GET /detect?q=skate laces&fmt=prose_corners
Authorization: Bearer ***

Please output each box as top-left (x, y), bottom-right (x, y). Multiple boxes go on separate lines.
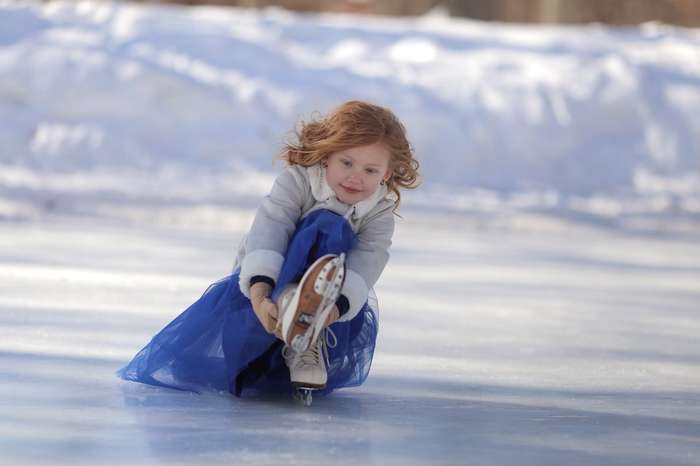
top-left (324, 327), bottom-right (337, 349)
top-left (281, 345), bottom-right (294, 361)
top-left (320, 327), bottom-right (337, 367)
top-left (283, 327), bottom-right (337, 368)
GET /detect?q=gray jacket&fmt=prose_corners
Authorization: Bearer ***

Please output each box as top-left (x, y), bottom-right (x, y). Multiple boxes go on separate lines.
top-left (234, 163), bottom-right (396, 322)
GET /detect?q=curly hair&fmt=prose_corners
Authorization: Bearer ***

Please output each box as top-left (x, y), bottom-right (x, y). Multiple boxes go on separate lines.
top-left (281, 100), bottom-right (420, 210)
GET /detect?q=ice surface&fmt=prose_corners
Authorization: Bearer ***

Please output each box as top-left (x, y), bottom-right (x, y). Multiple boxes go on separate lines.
top-left (1, 1), bottom-right (700, 464)
top-left (1, 212), bottom-right (699, 466)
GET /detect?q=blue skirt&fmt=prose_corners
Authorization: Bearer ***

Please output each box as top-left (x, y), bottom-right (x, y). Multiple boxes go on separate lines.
top-left (116, 209), bottom-right (379, 398)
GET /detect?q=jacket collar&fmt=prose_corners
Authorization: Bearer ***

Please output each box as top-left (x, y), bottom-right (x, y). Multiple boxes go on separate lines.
top-left (306, 163), bottom-right (396, 220)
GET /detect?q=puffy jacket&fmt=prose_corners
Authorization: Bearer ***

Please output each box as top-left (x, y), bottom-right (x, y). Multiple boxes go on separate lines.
top-left (233, 163), bottom-right (396, 322)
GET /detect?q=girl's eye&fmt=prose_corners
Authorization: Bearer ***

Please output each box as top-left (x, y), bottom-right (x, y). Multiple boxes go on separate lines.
top-left (342, 160), bottom-right (352, 167)
top-left (366, 168), bottom-right (377, 175)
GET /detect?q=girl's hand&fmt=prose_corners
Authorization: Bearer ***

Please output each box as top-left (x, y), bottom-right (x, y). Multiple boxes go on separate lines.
top-left (325, 305), bottom-right (340, 327)
top-left (250, 282), bottom-right (279, 335)
top-left (251, 282), bottom-right (340, 336)
top-left (260, 298), bottom-right (280, 335)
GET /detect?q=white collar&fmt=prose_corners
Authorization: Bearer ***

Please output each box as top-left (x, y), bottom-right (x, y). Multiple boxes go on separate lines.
top-left (306, 164), bottom-right (395, 219)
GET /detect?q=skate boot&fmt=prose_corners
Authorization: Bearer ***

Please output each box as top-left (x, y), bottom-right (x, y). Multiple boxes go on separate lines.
top-left (276, 253), bottom-right (345, 353)
top-left (283, 328), bottom-right (337, 407)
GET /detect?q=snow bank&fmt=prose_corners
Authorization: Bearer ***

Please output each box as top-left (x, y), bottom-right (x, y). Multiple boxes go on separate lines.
top-left (1, 1), bottom-right (699, 223)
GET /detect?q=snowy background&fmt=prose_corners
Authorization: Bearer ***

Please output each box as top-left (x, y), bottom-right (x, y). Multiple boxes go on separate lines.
top-left (1, 1), bottom-right (699, 465)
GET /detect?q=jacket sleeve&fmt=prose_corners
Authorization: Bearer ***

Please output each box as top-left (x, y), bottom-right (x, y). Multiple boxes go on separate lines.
top-left (337, 208), bottom-right (395, 322)
top-left (238, 168), bottom-right (307, 298)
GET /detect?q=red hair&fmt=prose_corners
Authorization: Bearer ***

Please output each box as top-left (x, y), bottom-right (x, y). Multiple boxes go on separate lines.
top-left (281, 100), bottom-right (420, 209)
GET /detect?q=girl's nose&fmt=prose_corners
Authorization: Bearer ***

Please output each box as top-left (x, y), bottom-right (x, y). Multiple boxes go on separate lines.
top-left (348, 177), bottom-right (363, 187)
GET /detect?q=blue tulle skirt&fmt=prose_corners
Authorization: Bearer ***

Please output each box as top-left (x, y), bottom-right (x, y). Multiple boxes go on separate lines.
top-left (116, 209), bottom-right (379, 398)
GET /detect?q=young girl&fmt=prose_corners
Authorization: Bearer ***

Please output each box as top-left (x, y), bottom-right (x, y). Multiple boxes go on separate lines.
top-left (117, 100), bottom-right (420, 403)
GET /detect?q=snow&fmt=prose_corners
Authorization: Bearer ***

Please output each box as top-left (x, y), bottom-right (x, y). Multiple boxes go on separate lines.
top-left (2, 0), bottom-right (700, 224)
top-left (1, 1), bottom-right (700, 465)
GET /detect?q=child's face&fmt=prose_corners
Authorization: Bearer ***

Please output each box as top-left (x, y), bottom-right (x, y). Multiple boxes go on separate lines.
top-left (325, 143), bottom-right (391, 205)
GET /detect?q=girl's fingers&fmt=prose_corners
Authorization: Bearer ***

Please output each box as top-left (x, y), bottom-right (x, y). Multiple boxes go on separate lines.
top-left (261, 301), bottom-right (283, 339)
top-left (325, 306), bottom-right (340, 327)
top-left (258, 300), bottom-right (279, 334)
top-left (266, 301), bottom-right (278, 319)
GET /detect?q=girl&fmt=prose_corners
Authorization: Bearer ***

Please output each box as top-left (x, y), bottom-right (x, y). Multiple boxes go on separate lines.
top-left (117, 100), bottom-right (420, 403)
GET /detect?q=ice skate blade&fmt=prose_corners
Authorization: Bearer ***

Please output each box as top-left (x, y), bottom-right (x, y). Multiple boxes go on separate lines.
top-left (291, 381), bottom-right (326, 390)
top-left (294, 388), bottom-right (315, 407)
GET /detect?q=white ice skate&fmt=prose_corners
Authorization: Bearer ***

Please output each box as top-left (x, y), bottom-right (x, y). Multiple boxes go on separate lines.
top-left (276, 253), bottom-right (345, 354)
top-left (283, 328), bottom-right (337, 407)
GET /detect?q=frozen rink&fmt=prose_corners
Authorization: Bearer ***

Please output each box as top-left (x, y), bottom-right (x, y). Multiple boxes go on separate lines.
top-left (1, 210), bottom-right (699, 466)
top-left (2, 1), bottom-right (700, 464)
